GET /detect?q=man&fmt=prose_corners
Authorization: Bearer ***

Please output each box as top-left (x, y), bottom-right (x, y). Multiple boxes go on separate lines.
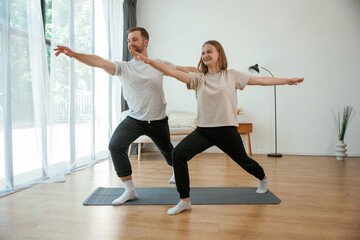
top-left (54, 27), bottom-right (196, 205)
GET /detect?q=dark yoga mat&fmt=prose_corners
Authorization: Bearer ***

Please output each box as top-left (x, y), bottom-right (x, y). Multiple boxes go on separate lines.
top-left (83, 187), bottom-right (281, 205)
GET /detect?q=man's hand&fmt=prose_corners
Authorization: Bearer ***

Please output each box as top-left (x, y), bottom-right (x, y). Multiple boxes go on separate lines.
top-left (53, 45), bottom-right (76, 57)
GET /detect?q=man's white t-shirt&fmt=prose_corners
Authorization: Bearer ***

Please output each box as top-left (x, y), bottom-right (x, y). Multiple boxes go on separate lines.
top-left (113, 58), bottom-right (175, 121)
top-left (188, 69), bottom-right (250, 127)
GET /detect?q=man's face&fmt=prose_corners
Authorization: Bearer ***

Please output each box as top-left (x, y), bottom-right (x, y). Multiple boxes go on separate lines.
top-left (127, 31), bottom-right (148, 54)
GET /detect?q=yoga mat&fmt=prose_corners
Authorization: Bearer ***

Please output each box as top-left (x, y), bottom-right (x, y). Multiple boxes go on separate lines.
top-left (83, 187), bottom-right (281, 205)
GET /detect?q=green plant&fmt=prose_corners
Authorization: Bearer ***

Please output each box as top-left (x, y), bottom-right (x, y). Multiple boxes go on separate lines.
top-left (334, 106), bottom-right (355, 141)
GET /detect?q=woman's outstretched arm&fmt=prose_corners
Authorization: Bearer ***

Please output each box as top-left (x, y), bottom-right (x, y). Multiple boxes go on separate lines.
top-left (248, 75), bottom-right (304, 86)
top-left (130, 49), bottom-right (191, 84)
top-left (176, 66), bottom-right (199, 73)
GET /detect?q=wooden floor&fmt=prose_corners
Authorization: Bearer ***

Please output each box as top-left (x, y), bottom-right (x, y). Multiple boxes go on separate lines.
top-left (1, 153), bottom-right (360, 240)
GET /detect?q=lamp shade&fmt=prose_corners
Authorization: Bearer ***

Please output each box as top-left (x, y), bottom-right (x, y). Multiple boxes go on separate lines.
top-left (248, 64), bottom-right (260, 73)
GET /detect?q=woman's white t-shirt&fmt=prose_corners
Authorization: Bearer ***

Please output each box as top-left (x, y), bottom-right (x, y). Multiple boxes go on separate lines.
top-left (188, 69), bottom-right (250, 127)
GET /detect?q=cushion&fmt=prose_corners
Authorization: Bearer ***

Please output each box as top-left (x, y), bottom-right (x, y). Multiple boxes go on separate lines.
top-left (170, 127), bottom-right (194, 135)
top-left (134, 135), bottom-right (154, 143)
top-left (168, 112), bottom-right (197, 129)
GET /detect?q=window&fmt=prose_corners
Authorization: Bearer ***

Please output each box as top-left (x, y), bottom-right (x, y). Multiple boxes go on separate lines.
top-left (1, 0), bottom-right (120, 196)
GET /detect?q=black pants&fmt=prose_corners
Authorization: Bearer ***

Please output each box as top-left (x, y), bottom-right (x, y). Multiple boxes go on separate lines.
top-left (109, 116), bottom-right (173, 177)
top-left (173, 126), bottom-right (265, 199)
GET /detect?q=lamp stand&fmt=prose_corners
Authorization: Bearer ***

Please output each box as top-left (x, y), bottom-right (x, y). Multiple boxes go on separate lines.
top-left (261, 67), bottom-right (282, 158)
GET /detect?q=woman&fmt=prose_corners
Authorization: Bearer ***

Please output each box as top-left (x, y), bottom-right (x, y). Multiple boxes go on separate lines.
top-left (130, 41), bottom-right (303, 215)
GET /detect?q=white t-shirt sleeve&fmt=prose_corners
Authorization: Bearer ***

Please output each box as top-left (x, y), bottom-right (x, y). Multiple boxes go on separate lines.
top-left (188, 72), bottom-right (203, 90)
top-left (156, 59), bottom-right (176, 69)
top-left (113, 61), bottom-right (123, 77)
top-left (232, 69), bottom-right (250, 90)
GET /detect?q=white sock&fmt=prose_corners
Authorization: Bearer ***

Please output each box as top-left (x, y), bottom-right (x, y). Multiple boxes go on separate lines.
top-left (112, 179), bottom-right (138, 205)
top-left (168, 169), bottom-right (175, 184)
top-left (167, 200), bottom-right (192, 215)
top-left (256, 178), bottom-right (268, 194)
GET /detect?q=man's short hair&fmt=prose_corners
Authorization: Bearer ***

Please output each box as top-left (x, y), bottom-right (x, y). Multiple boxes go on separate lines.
top-left (127, 27), bottom-right (149, 40)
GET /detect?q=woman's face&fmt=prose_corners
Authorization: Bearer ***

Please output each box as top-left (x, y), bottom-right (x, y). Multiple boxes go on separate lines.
top-left (201, 44), bottom-right (219, 68)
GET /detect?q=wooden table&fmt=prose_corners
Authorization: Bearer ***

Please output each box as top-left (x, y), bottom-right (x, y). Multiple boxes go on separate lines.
top-left (237, 123), bottom-right (253, 157)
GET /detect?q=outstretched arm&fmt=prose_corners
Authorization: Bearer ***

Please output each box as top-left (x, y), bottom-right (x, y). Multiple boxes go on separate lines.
top-left (53, 45), bottom-right (116, 75)
top-left (130, 49), bottom-right (191, 84)
top-left (248, 75), bottom-right (304, 86)
top-left (176, 66), bottom-right (199, 73)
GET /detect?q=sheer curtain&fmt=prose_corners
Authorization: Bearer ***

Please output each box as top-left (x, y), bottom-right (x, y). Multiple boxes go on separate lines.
top-left (93, 0), bottom-right (124, 162)
top-left (1, 0), bottom-right (50, 195)
top-left (26, 0), bottom-right (53, 181)
top-left (0, 0), bottom-right (124, 197)
top-left (50, 0), bottom-right (94, 172)
top-left (102, 0), bottom-right (124, 128)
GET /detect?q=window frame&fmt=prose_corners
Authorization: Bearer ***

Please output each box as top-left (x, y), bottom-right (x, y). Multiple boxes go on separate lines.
top-left (41, 0), bottom-right (51, 46)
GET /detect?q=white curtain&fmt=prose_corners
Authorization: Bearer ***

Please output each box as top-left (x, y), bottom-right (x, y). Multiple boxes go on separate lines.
top-left (101, 0), bottom-right (124, 131)
top-left (93, 0), bottom-right (124, 160)
top-left (108, 0), bottom-right (124, 128)
top-left (1, 0), bottom-right (54, 195)
top-left (26, 0), bottom-right (58, 181)
top-left (0, 0), bottom-right (124, 197)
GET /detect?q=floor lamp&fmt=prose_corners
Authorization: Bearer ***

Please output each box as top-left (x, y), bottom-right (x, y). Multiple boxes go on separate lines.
top-left (248, 64), bottom-right (282, 158)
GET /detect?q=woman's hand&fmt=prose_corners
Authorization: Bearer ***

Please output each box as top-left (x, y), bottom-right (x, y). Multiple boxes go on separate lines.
top-left (129, 48), bottom-right (151, 64)
top-left (288, 78), bottom-right (304, 85)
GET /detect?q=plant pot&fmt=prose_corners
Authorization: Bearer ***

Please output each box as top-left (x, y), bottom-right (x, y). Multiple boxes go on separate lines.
top-left (335, 140), bottom-right (347, 160)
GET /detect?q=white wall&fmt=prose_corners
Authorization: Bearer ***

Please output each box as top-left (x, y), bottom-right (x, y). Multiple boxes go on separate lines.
top-left (137, 0), bottom-right (360, 156)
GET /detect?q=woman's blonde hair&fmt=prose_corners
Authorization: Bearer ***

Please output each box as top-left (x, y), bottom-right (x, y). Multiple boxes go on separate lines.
top-left (197, 40), bottom-right (228, 74)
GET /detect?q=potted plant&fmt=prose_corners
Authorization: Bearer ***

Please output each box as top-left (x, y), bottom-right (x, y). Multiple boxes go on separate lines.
top-left (334, 106), bottom-right (354, 160)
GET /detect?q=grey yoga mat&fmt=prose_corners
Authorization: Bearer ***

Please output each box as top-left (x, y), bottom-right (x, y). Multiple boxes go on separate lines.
top-left (83, 187), bottom-right (281, 205)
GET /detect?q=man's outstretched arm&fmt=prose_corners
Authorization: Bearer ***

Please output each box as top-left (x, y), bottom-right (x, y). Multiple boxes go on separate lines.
top-left (54, 45), bottom-right (116, 75)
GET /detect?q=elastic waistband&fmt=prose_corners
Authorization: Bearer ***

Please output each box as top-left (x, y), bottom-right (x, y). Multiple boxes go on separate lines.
top-left (197, 125), bottom-right (236, 130)
top-left (128, 115), bottom-right (168, 123)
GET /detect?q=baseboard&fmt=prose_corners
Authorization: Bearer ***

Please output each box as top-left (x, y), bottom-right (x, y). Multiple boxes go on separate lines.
top-left (142, 143), bottom-right (223, 153)
top-left (141, 144), bottom-right (360, 157)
